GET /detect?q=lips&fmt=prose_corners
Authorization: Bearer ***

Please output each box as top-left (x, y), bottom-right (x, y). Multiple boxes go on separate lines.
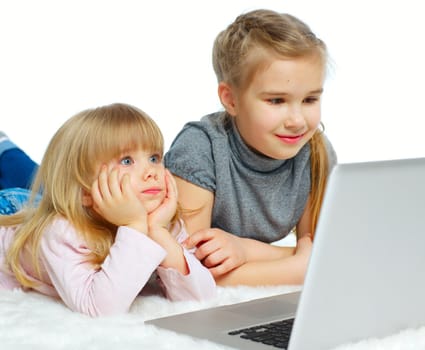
top-left (142, 188), bottom-right (162, 195)
top-left (276, 133), bottom-right (305, 145)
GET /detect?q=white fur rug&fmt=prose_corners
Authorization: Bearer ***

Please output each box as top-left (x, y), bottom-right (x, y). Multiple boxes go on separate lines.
top-left (2, 284), bottom-right (425, 350)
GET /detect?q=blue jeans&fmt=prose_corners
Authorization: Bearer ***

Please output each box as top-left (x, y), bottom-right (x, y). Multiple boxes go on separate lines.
top-left (0, 187), bottom-right (40, 215)
top-left (0, 146), bottom-right (39, 190)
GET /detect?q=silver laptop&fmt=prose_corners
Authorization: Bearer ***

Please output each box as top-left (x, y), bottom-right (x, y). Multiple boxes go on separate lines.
top-left (147, 157), bottom-right (425, 350)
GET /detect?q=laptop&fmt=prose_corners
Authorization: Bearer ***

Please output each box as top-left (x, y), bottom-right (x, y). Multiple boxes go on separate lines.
top-left (146, 157), bottom-right (425, 350)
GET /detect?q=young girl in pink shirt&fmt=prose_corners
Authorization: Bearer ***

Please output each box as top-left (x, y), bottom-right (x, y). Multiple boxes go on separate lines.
top-left (0, 103), bottom-right (216, 317)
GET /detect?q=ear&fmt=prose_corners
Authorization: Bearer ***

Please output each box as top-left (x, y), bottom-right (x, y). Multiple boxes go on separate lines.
top-left (218, 82), bottom-right (237, 116)
top-left (81, 189), bottom-right (93, 207)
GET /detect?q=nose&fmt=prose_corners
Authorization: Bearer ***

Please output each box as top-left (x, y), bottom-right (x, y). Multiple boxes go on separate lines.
top-left (142, 165), bottom-right (158, 181)
top-left (283, 106), bottom-right (306, 131)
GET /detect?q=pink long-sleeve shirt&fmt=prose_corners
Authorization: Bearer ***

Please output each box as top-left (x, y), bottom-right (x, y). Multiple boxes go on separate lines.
top-left (0, 217), bottom-right (216, 317)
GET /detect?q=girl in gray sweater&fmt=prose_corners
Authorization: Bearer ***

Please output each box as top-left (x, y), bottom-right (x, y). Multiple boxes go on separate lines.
top-left (165, 9), bottom-right (337, 286)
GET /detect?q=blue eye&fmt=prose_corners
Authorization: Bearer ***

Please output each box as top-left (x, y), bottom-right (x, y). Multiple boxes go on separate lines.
top-left (149, 154), bottom-right (161, 164)
top-left (120, 156), bottom-right (134, 166)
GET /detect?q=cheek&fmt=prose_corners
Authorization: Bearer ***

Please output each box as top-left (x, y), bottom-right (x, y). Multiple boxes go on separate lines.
top-left (237, 109), bottom-right (277, 132)
top-left (307, 110), bottom-right (322, 130)
top-left (251, 114), bottom-right (282, 134)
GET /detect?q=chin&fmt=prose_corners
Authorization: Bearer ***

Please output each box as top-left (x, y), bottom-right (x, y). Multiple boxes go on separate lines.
top-left (269, 149), bottom-right (301, 160)
top-left (146, 201), bottom-right (163, 214)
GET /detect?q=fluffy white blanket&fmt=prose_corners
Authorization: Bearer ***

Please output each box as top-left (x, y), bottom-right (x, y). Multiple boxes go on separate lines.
top-left (1, 284), bottom-right (425, 350)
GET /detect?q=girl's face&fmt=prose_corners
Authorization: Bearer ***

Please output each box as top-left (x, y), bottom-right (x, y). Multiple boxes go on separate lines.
top-left (106, 148), bottom-right (166, 214)
top-left (229, 55), bottom-right (325, 160)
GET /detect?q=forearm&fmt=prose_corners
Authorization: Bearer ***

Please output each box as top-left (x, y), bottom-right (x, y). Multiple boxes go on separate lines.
top-left (242, 237), bottom-right (295, 262)
top-left (155, 225), bottom-right (217, 301)
top-left (42, 226), bottom-right (167, 317)
top-left (215, 254), bottom-right (307, 287)
top-left (157, 250), bottom-right (217, 301)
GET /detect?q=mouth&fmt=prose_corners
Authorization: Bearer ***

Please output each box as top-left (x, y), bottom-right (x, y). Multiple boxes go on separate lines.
top-left (276, 133), bottom-right (305, 145)
top-left (142, 187), bottom-right (162, 195)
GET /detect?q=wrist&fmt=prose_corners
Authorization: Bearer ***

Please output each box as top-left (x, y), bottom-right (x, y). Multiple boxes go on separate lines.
top-left (126, 222), bottom-right (148, 235)
top-left (160, 245), bottom-right (189, 275)
top-left (148, 222), bottom-right (170, 232)
top-left (244, 238), bottom-right (295, 261)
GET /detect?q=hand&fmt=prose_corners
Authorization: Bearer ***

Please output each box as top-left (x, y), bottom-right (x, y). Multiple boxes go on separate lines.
top-left (184, 228), bottom-right (247, 278)
top-left (148, 169), bottom-right (178, 230)
top-left (91, 166), bottom-right (148, 233)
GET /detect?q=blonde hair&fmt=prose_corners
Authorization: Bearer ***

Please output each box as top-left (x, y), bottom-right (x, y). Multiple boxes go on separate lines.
top-left (212, 9), bottom-right (330, 235)
top-left (2, 103), bottom-right (164, 287)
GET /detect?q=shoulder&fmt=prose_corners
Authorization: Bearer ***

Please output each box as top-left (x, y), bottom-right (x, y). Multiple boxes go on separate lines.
top-left (0, 225), bottom-right (18, 249)
top-left (40, 216), bottom-right (89, 256)
top-left (164, 112), bottom-right (228, 191)
top-left (165, 112), bottom-right (227, 157)
top-left (43, 216), bottom-right (79, 239)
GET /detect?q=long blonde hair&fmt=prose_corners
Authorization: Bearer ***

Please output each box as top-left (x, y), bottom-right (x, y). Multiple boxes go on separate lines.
top-left (212, 9), bottom-right (330, 235)
top-left (2, 103), bottom-right (164, 287)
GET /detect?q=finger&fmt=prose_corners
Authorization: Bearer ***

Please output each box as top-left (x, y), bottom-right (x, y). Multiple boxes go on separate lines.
top-left (97, 166), bottom-right (112, 201)
top-left (208, 259), bottom-right (234, 278)
top-left (165, 169), bottom-right (178, 199)
top-left (202, 249), bottom-right (227, 268)
top-left (185, 229), bottom-right (215, 249)
top-left (90, 178), bottom-right (102, 208)
top-left (195, 238), bottom-right (220, 261)
top-left (121, 173), bottom-right (133, 197)
top-left (108, 167), bottom-right (123, 198)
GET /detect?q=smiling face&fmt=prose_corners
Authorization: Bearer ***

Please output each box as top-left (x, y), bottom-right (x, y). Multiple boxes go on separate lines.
top-left (106, 148), bottom-right (166, 214)
top-left (222, 54), bottom-right (325, 160)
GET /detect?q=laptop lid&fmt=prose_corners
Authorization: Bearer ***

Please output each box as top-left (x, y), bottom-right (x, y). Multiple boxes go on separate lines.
top-left (147, 158), bottom-right (425, 350)
top-left (289, 157), bottom-right (425, 349)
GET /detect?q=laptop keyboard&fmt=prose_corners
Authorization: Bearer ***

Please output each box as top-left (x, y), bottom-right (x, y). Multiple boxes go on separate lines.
top-left (228, 318), bottom-right (294, 349)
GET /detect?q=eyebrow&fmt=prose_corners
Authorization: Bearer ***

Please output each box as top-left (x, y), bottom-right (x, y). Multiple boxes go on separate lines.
top-left (309, 88), bottom-right (324, 94)
top-left (263, 88), bottom-right (324, 96)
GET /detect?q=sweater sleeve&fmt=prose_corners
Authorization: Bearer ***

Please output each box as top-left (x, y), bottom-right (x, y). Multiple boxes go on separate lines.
top-left (39, 220), bottom-right (167, 317)
top-left (164, 121), bottom-right (217, 192)
top-left (156, 226), bottom-right (216, 301)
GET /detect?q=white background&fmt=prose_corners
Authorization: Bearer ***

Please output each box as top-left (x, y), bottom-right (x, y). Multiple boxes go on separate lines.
top-left (1, 0), bottom-right (424, 164)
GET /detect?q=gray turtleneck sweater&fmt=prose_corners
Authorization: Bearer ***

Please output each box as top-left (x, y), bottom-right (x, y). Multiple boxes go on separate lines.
top-left (164, 112), bottom-right (337, 243)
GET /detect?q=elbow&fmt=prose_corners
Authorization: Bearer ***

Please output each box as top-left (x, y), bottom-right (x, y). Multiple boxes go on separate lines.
top-left (88, 304), bottom-right (131, 318)
top-left (69, 295), bottom-right (133, 318)
top-left (162, 272), bottom-right (217, 302)
top-left (78, 304), bottom-right (131, 318)
top-left (191, 281), bottom-right (217, 301)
